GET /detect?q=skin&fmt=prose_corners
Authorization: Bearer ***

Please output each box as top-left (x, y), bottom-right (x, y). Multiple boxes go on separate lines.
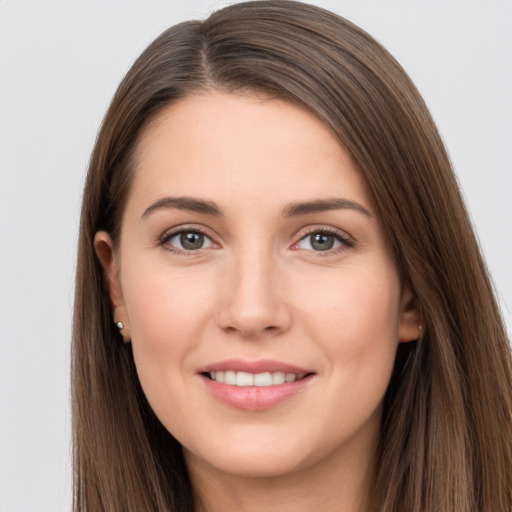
top-left (95, 92), bottom-right (420, 512)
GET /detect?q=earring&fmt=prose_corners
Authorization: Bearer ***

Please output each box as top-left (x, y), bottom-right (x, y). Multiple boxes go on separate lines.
top-left (115, 320), bottom-right (130, 342)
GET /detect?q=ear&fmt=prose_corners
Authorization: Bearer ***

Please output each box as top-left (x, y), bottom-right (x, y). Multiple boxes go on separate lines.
top-left (397, 286), bottom-right (422, 343)
top-left (94, 231), bottom-right (130, 341)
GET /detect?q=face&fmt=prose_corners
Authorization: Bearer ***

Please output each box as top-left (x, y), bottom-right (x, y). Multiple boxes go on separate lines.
top-left (96, 92), bottom-right (419, 483)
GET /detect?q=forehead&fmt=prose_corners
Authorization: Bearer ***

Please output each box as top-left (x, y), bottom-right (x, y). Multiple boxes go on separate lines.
top-left (127, 91), bottom-right (373, 216)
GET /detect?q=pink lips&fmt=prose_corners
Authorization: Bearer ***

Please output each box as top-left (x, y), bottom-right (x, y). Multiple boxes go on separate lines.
top-left (198, 359), bottom-right (314, 411)
top-left (198, 359), bottom-right (311, 375)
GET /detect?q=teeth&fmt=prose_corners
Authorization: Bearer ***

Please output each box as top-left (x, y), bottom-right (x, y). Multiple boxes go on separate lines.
top-left (224, 371), bottom-right (236, 385)
top-left (272, 372), bottom-right (285, 385)
top-left (209, 370), bottom-right (306, 386)
top-left (236, 371), bottom-right (254, 386)
top-left (254, 372), bottom-right (272, 386)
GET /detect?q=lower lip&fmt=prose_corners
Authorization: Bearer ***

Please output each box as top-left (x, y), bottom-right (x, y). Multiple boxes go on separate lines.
top-left (201, 375), bottom-right (313, 411)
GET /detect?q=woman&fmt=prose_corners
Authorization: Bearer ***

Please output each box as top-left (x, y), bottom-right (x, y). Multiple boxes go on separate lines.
top-left (73, 1), bottom-right (512, 510)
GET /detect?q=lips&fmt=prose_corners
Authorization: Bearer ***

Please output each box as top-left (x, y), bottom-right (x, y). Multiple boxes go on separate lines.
top-left (198, 359), bottom-right (315, 410)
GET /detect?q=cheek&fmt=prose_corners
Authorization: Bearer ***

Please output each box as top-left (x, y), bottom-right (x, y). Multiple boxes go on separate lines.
top-left (121, 260), bottom-right (218, 395)
top-left (124, 261), bottom-right (213, 342)
top-left (296, 267), bottom-right (402, 438)
top-left (298, 264), bottom-right (402, 366)
top-left (121, 262), bottom-right (219, 429)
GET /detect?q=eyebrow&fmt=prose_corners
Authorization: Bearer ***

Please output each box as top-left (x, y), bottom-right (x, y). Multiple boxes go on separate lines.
top-left (141, 196), bottom-right (371, 219)
top-left (142, 197), bottom-right (223, 218)
top-left (282, 198), bottom-right (372, 218)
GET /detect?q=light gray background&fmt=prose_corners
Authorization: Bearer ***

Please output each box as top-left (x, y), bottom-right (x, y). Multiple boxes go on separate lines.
top-left (1, 1), bottom-right (510, 511)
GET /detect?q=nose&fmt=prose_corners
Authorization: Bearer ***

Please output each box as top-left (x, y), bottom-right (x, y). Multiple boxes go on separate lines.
top-left (216, 247), bottom-right (292, 339)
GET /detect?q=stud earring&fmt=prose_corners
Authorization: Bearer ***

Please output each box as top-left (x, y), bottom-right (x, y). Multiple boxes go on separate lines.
top-left (115, 320), bottom-right (130, 342)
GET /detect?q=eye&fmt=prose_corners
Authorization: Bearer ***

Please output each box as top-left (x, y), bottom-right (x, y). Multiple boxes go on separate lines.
top-left (161, 229), bottom-right (215, 252)
top-left (296, 230), bottom-right (352, 252)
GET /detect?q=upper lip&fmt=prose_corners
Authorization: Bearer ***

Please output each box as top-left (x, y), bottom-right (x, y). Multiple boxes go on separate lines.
top-left (197, 359), bottom-right (313, 375)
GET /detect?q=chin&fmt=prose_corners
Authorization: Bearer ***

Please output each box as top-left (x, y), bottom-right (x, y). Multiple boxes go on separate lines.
top-left (183, 422), bottom-right (352, 481)
top-left (186, 445), bottom-right (314, 480)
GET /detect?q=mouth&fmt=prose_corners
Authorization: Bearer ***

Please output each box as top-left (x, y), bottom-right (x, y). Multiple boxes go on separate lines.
top-left (203, 370), bottom-right (311, 386)
top-left (198, 360), bottom-right (315, 410)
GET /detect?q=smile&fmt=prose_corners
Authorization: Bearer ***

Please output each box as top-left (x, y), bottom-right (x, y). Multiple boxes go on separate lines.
top-left (207, 371), bottom-right (308, 386)
top-left (198, 360), bottom-right (315, 410)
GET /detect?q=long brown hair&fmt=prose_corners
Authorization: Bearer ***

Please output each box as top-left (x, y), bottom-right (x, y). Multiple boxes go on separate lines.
top-left (73, 1), bottom-right (512, 510)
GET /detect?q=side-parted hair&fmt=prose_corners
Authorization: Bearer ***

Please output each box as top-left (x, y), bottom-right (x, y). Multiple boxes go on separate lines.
top-left (73, 1), bottom-right (512, 510)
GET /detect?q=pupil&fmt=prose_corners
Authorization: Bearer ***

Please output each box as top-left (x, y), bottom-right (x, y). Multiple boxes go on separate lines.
top-left (180, 232), bottom-right (204, 250)
top-left (311, 233), bottom-right (334, 251)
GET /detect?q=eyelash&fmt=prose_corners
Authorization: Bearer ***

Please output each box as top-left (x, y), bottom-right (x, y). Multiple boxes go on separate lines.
top-left (158, 226), bottom-right (354, 255)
